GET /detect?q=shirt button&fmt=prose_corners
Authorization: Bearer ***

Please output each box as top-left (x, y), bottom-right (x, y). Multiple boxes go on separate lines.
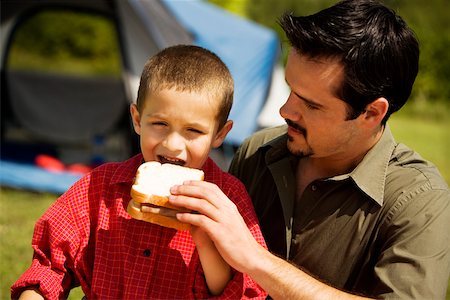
top-left (311, 184), bottom-right (317, 191)
top-left (143, 249), bottom-right (151, 257)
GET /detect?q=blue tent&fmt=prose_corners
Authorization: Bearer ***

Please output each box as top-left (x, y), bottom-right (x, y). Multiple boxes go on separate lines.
top-left (0, 0), bottom-right (279, 194)
top-left (163, 0), bottom-right (279, 145)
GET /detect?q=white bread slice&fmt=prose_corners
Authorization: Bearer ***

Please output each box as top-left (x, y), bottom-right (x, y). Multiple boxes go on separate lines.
top-left (128, 161), bottom-right (204, 230)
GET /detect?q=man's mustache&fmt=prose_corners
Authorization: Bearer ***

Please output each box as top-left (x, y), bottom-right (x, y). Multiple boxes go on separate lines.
top-left (285, 119), bottom-right (307, 136)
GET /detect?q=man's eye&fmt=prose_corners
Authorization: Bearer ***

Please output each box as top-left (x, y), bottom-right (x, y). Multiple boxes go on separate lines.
top-left (305, 102), bottom-right (319, 110)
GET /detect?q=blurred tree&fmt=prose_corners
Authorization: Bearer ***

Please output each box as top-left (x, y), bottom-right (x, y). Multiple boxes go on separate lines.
top-left (7, 1), bottom-right (450, 106)
top-left (208, 0), bottom-right (247, 17)
top-left (8, 9), bottom-right (121, 76)
top-left (245, 0), bottom-right (335, 33)
top-left (244, 0), bottom-right (335, 60)
top-left (209, 0), bottom-right (450, 110)
top-left (385, 0), bottom-right (450, 105)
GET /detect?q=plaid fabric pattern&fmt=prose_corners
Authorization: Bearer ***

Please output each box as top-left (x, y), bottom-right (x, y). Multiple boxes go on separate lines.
top-left (11, 154), bottom-right (267, 299)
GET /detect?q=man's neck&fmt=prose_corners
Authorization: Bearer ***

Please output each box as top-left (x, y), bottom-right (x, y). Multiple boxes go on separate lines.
top-left (295, 127), bottom-right (384, 197)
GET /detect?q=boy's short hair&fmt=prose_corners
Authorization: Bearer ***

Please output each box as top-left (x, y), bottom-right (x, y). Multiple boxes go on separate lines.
top-left (136, 45), bottom-right (234, 129)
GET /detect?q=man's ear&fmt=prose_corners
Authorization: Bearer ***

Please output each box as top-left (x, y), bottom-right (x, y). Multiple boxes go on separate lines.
top-left (130, 104), bottom-right (141, 135)
top-left (212, 120), bottom-right (233, 148)
top-left (362, 97), bottom-right (389, 127)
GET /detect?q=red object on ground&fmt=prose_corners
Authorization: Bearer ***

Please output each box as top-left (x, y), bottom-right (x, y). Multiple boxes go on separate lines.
top-left (67, 163), bottom-right (92, 175)
top-left (35, 154), bottom-right (65, 173)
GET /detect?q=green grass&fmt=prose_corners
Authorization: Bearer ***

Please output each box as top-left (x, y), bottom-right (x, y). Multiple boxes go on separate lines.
top-left (0, 188), bottom-right (84, 299)
top-left (1, 111), bottom-right (449, 299)
top-left (389, 113), bottom-right (450, 184)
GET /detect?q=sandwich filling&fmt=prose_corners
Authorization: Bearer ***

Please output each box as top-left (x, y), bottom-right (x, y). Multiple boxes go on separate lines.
top-left (140, 202), bottom-right (190, 218)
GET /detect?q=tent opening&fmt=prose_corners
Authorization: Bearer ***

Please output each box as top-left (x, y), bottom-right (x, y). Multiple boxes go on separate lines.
top-left (1, 7), bottom-right (137, 174)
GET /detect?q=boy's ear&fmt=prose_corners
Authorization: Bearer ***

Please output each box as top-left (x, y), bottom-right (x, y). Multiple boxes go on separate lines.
top-left (361, 97), bottom-right (389, 127)
top-left (130, 103), bottom-right (141, 135)
top-left (212, 120), bottom-right (233, 148)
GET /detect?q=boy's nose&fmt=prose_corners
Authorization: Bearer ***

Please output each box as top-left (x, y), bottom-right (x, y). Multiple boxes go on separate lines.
top-left (163, 132), bottom-right (184, 152)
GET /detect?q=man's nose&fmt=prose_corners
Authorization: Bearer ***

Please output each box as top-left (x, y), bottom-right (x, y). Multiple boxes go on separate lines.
top-left (279, 92), bottom-right (301, 121)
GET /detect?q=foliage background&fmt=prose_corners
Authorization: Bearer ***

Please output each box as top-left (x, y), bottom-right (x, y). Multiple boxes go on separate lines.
top-left (8, 10), bottom-right (121, 77)
top-left (8, 0), bottom-right (450, 111)
top-left (2, 0), bottom-right (449, 299)
top-left (210, 0), bottom-right (450, 116)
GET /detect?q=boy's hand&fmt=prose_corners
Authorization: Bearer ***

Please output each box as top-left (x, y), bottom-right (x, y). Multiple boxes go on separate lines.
top-left (169, 181), bottom-right (265, 274)
top-left (18, 289), bottom-right (45, 300)
top-left (190, 225), bottom-right (213, 249)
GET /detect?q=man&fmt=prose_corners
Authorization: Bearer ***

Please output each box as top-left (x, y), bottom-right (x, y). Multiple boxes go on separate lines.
top-left (169, 0), bottom-right (450, 298)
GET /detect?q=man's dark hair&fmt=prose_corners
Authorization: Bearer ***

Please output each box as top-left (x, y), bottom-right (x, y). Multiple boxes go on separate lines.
top-left (279, 0), bottom-right (419, 123)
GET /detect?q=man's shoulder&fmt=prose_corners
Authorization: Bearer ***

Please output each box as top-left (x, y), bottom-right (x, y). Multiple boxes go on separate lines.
top-left (247, 124), bottom-right (287, 144)
top-left (382, 143), bottom-right (449, 221)
top-left (388, 143), bottom-right (448, 191)
top-left (240, 125), bottom-right (287, 155)
top-left (229, 125), bottom-right (288, 177)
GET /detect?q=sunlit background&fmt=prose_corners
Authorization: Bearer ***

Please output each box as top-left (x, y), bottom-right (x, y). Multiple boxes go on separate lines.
top-left (1, 0), bottom-right (449, 298)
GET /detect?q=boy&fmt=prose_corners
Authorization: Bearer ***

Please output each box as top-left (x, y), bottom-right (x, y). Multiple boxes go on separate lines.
top-left (11, 45), bottom-right (267, 299)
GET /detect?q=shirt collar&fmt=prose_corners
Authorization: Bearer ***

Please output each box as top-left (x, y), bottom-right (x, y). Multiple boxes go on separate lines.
top-left (344, 125), bottom-right (396, 206)
top-left (261, 125), bottom-right (396, 206)
top-left (262, 127), bottom-right (291, 165)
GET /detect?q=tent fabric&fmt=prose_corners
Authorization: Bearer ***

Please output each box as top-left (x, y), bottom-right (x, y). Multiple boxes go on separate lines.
top-left (162, 0), bottom-right (280, 145)
top-left (0, 160), bottom-right (81, 194)
top-left (1, 0), bottom-right (279, 146)
top-left (258, 65), bottom-right (290, 128)
top-left (0, 0), bottom-right (279, 194)
top-left (116, 0), bottom-right (193, 100)
top-left (7, 70), bottom-right (127, 143)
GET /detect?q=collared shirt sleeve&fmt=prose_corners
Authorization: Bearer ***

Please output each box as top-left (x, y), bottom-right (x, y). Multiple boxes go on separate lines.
top-left (369, 181), bottom-right (450, 299)
top-left (11, 174), bottom-right (91, 299)
top-left (193, 268), bottom-right (265, 299)
top-left (11, 156), bottom-right (139, 299)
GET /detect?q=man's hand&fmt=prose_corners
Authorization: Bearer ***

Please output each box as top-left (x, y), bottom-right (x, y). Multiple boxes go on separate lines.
top-left (169, 181), bottom-right (370, 300)
top-left (169, 180), bottom-right (265, 274)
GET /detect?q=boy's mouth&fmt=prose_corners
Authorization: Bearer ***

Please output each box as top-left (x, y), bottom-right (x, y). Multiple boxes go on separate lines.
top-left (157, 155), bottom-right (185, 166)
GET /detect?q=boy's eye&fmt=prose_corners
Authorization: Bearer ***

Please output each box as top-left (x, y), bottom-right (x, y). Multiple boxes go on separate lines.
top-left (188, 128), bottom-right (204, 134)
top-left (151, 121), bottom-right (167, 126)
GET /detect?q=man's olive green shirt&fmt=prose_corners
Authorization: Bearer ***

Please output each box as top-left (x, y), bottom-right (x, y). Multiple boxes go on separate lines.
top-left (229, 125), bottom-right (450, 299)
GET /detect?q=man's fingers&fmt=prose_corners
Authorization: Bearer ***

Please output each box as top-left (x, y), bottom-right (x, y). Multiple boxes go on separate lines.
top-left (170, 181), bottom-right (227, 208)
top-left (176, 211), bottom-right (215, 231)
top-left (169, 194), bottom-right (221, 221)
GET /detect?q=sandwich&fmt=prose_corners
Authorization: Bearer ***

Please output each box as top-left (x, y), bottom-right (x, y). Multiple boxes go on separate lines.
top-left (127, 161), bottom-right (204, 230)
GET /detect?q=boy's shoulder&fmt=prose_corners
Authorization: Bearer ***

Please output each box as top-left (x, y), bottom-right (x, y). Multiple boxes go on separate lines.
top-left (203, 157), bottom-right (248, 197)
top-left (203, 157), bottom-right (235, 183)
top-left (90, 154), bottom-right (143, 184)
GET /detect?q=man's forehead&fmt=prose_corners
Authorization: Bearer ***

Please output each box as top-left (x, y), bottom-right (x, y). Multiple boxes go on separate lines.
top-left (286, 49), bottom-right (345, 102)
